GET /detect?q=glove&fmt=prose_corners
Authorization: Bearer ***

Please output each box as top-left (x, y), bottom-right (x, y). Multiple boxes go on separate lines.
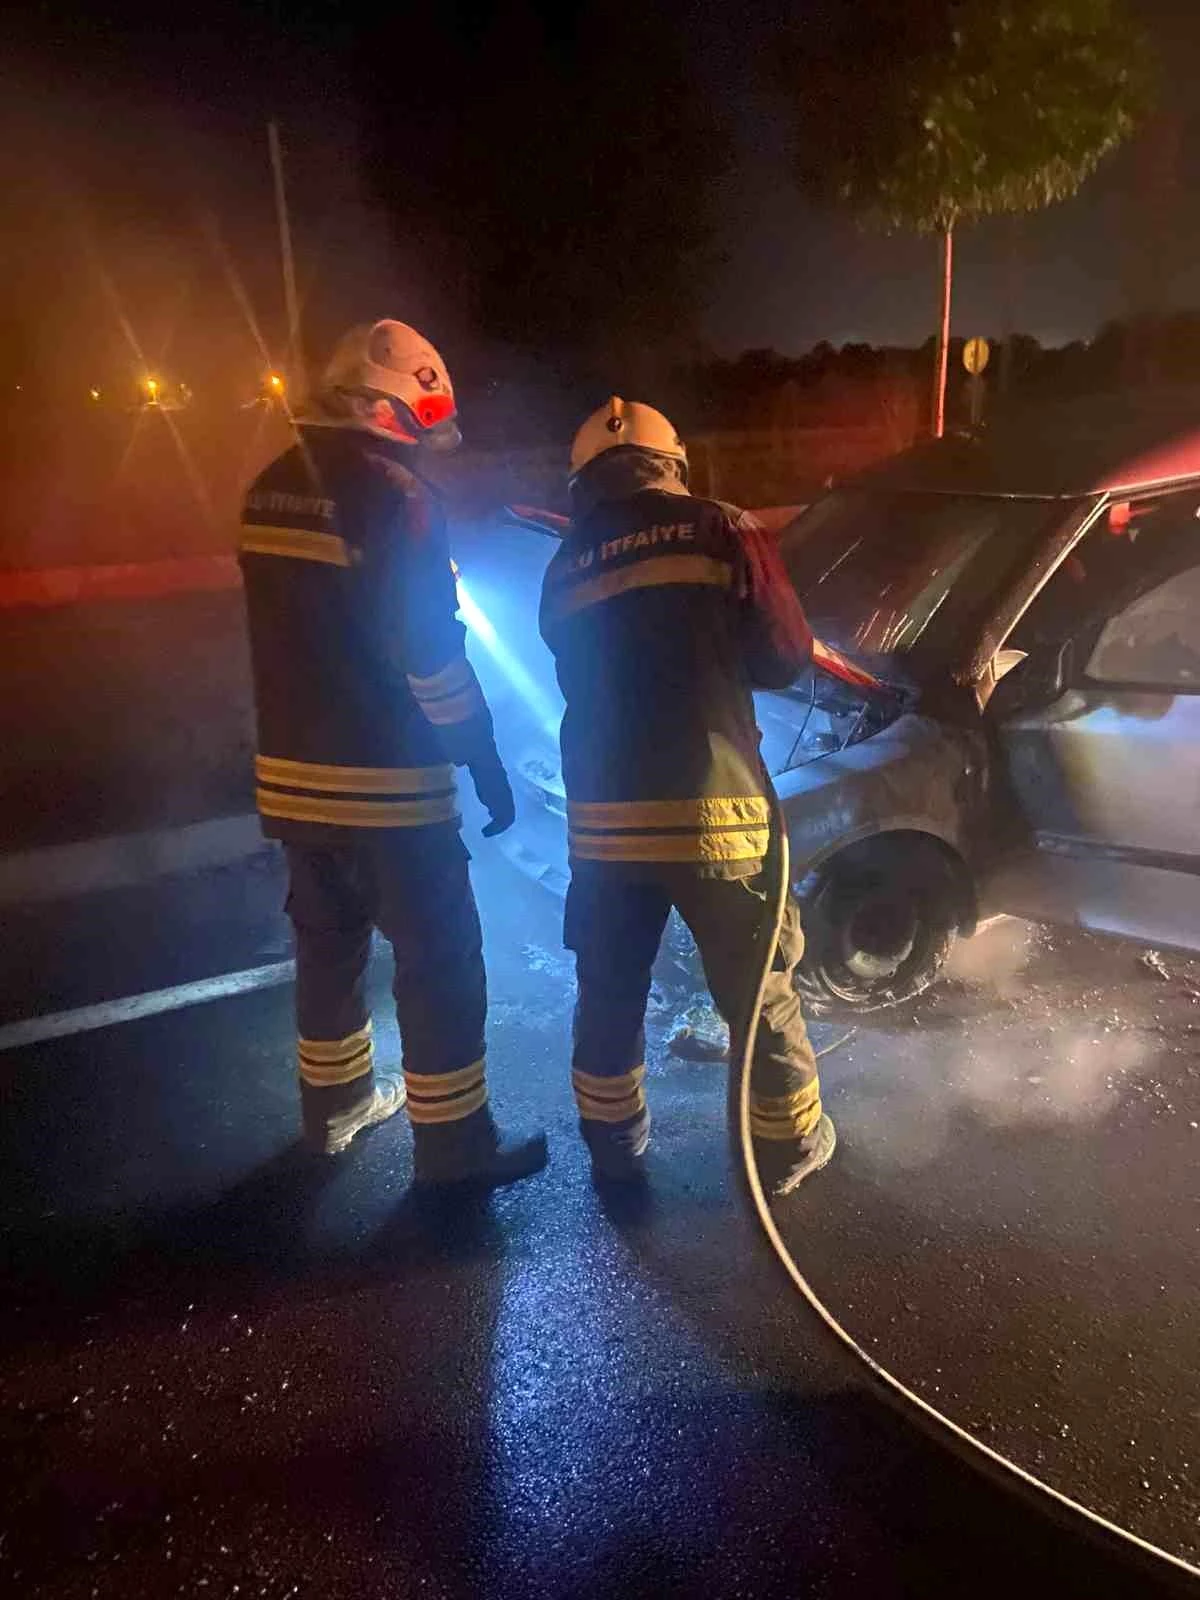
top-left (470, 756), bottom-right (516, 838)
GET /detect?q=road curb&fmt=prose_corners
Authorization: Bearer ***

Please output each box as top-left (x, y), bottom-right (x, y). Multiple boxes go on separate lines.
top-left (0, 814), bottom-right (270, 906)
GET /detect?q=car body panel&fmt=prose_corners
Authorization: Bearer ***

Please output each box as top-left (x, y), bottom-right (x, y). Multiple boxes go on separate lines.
top-left (774, 712), bottom-right (983, 890)
top-left (989, 686), bottom-right (1200, 950)
top-left (987, 852), bottom-right (1200, 956)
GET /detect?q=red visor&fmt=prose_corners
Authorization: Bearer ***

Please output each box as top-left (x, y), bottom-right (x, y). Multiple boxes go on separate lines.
top-left (412, 391), bottom-right (456, 431)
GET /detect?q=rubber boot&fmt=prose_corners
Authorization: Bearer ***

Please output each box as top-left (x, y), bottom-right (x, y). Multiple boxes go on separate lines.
top-left (412, 1107), bottom-right (548, 1190)
top-left (755, 1113), bottom-right (837, 1198)
top-left (582, 1110), bottom-right (651, 1183)
top-left (309, 1076), bottom-right (408, 1156)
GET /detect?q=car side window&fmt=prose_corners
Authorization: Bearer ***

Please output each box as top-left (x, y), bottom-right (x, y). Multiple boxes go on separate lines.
top-left (1086, 564), bottom-right (1200, 691)
top-left (1009, 487), bottom-right (1200, 652)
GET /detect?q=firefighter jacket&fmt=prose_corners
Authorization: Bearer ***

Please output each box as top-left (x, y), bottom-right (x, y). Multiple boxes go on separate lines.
top-left (539, 455), bottom-right (813, 877)
top-left (239, 424), bottom-right (501, 843)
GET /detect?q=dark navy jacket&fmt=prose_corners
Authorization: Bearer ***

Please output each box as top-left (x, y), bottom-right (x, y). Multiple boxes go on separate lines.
top-left (539, 457), bottom-right (813, 876)
top-left (240, 425), bottom-right (499, 843)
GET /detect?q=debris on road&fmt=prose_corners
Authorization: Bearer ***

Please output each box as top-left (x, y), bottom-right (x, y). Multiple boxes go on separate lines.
top-left (1140, 951), bottom-right (1172, 982)
top-left (669, 999), bottom-right (730, 1061)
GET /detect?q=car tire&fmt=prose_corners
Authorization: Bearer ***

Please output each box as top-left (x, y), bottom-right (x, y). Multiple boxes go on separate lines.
top-left (794, 835), bottom-right (965, 1016)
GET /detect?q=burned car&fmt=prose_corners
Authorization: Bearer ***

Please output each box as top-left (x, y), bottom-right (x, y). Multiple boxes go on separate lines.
top-left (455, 392), bottom-right (1200, 1013)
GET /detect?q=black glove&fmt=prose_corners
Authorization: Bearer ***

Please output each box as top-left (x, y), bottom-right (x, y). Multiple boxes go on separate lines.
top-left (470, 756), bottom-right (516, 838)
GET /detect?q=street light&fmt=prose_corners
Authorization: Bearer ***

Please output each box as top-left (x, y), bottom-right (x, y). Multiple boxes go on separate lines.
top-left (143, 376), bottom-right (160, 404)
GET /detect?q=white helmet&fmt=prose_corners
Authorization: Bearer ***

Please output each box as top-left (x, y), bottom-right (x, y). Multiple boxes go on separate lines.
top-left (569, 396), bottom-right (687, 483)
top-left (317, 319), bottom-right (460, 450)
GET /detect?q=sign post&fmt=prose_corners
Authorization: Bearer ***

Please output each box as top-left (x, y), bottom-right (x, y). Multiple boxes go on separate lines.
top-left (963, 336), bottom-right (990, 427)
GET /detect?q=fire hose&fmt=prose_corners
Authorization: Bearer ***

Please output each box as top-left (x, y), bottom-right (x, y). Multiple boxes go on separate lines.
top-left (730, 782), bottom-right (1199, 1592)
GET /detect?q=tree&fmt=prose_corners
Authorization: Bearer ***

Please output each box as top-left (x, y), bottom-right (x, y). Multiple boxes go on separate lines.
top-left (780, 0), bottom-right (1149, 436)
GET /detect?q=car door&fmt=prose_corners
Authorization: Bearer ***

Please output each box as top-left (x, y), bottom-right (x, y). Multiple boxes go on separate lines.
top-left (987, 491), bottom-right (1200, 951)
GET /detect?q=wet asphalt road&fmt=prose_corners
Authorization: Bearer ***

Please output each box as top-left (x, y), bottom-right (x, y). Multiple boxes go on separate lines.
top-left (0, 834), bottom-right (1194, 1598)
top-left (772, 920), bottom-right (1200, 1569)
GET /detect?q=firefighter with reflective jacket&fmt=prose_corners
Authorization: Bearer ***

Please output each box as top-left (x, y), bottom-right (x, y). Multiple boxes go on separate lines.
top-left (240, 319), bottom-right (546, 1185)
top-left (540, 398), bottom-right (835, 1195)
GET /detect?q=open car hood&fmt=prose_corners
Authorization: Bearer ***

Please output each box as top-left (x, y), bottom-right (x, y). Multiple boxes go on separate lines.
top-left (503, 504), bottom-right (884, 700)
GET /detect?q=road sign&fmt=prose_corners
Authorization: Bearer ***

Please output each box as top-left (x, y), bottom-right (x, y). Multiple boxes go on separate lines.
top-left (963, 336), bottom-right (990, 376)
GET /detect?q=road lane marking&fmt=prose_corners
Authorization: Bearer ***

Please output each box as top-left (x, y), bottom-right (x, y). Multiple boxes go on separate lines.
top-left (0, 960), bottom-right (295, 1052)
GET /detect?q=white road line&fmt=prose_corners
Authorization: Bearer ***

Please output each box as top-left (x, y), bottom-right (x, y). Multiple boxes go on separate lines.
top-left (0, 960), bottom-right (296, 1053)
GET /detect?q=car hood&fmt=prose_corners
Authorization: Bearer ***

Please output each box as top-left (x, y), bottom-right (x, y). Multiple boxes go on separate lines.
top-left (755, 638), bottom-right (909, 778)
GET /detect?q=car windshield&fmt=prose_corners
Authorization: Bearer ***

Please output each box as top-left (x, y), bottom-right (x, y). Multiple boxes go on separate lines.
top-left (780, 489), bottom-right (1084, 658)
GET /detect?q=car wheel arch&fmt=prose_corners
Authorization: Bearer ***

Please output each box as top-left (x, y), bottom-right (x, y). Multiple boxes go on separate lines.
top-left (792, 822), bottom-right (979, 937)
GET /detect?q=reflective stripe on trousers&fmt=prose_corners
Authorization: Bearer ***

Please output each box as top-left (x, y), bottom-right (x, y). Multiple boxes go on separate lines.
top-left (564, 868), bottom-right (822, 1156)
top-left (285, 834), bottom-right (488, 1141)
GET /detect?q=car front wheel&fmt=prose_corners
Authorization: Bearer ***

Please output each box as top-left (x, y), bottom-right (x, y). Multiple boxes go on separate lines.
top-left (794, 834), bottom-right (968, 1015)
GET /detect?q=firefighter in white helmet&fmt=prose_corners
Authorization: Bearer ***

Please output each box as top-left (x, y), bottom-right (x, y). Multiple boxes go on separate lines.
top-left (240, 320), bottom-right (546, 1184)
top-left (540, 397), bottom-right (835, 1195)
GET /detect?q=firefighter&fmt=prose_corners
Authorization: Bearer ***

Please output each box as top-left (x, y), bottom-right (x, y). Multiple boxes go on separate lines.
top-left (240, 319), bottom-right (547, 1186)
top-left (539, 398), bottom-right (835, 1195)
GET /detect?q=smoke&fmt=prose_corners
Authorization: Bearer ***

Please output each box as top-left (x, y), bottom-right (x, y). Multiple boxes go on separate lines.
top-left (942, 914), bottom-right (1035, 995)
top-left (821, 917), bottom-right (1161, 1172)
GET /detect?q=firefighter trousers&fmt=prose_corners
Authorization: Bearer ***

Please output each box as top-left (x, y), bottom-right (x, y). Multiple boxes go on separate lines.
top-left (284, 834), bottom-right (490, 1146)
top-left (564, 868), bottom-right (823, 1161)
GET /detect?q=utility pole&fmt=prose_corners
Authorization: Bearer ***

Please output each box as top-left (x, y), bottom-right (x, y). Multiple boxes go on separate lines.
top-left (267, 121), bottom-right (303, 390)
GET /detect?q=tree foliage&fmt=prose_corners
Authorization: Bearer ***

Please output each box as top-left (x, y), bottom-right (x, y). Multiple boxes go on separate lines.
top-left (785, 0), bottom-right (1151, 234)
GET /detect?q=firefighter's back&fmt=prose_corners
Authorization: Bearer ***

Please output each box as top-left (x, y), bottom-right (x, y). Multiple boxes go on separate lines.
top-left (240, 431), bottom-right (457, 843)
top-left (541, 486), bottom-right (770, 874)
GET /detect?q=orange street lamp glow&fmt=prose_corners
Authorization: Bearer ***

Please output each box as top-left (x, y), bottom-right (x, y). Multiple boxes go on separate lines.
top-left (268, 372), bottom-right (285, 393)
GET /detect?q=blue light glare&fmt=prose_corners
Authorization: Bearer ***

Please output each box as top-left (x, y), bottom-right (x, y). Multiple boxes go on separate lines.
top-left (456, 577), bottom-right (563, 742)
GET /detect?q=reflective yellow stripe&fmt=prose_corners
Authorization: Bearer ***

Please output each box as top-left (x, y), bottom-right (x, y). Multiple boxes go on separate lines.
top-left (751, 1106), bottom-right (823, 1140)
top-left (257, 789), bottom-right (460, 828)
top-left (406, 1082), bottom-right (489, 1125)
top-left (240, 524), bottom-right (352, 567)
top-left (576, 1092), bottom-right (646, 1124)
top-left (256, 756), bottom-right (454, 795)
top-left (572, 1065), bottom-right (646, 1097)
top-left (298, 1022), bottom-right (373, 1063)
top-left (752, 1081), bottom-right (822, 1118)
top-left (750, 1082), bottom-right (823, 1141)
top-left (404, 1059), bottom-right (486, 1097)
top-left (549, 554), bottom-right (733, 619)
top-left (569, 829), bottom-right (768, 864)
top-left (572, 1065), bottom-right (647, 1124)
top-left (574, 1090), bottom-right (648, 1122)
top-left (419, 685), bottom-right (485, 727)
top-left (299, 1052), bottom-right (374, 1088)
top-left (568, 796), bottom-right (770, 831)
top-left (298, 1024), bottom-right (375, 1087)
top-left (407, 658), bottom-right (475, 700)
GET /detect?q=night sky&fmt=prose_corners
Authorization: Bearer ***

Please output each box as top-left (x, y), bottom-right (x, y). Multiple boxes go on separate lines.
top-left (4, 0), bottom-right (1199, 385)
